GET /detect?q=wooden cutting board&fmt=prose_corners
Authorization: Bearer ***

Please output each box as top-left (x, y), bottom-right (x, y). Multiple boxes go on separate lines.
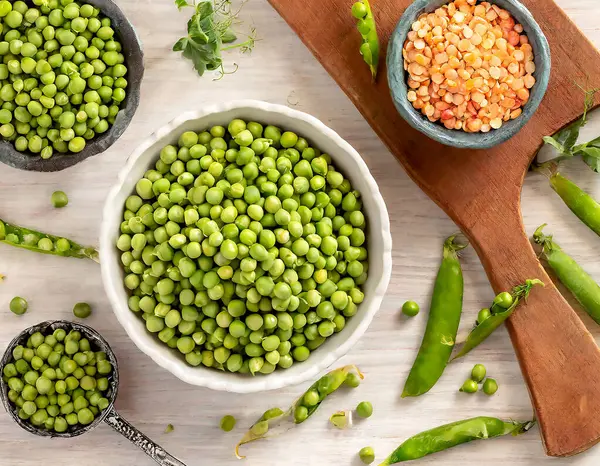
top-left (268, 0), bottom-right (600, 458)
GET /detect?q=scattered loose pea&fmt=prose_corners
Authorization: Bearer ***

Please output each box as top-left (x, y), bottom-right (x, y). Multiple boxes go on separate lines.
top-left (471, 364), bottom-right (486, 383)
top-left (73, 302), bottom-right (92, 319)
top-left (401, 300), bottom-right (419, 317)
top-left (165, 423), bottom-right (174, 433)
top-left (9, 296), bottom-right (28, 315)
top-left (356, 401), bottom-right (373, 419)
top-left (359, 446), bottom-right (375, 465)
top-left (459, 379), bottom-right (478, 394)
top-left (220, 414), bottom-right (236, 432)
top-left (483, 378), bottom-right (498, 396)
top-left (51, 191), bottom-right (69, 208)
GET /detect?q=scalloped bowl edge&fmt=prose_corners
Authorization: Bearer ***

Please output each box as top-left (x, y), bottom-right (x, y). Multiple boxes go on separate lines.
top-left (100, 100), bottom-right (392, 393)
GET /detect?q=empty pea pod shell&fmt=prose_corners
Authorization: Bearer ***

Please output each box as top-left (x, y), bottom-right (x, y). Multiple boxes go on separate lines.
top-left (0, 218), bottom-right (99, 262)
top-left (402, 235), bottom-right (467, 398)
top-left (235, 365), bottom-right (363, 458)
top-left (451, 279), bottom-right (544, 360)
top-left (379, 416), bottom-right (535, 465)
top-left (329, 410), bottom-right (352, 429)
top-left (351, 0), bottom-right (380, 81)
top-left (534, 224), bottom-right (600, 324)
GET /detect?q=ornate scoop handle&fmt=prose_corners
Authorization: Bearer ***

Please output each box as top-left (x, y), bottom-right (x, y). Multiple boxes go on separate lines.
top-left (104, 406), bottom-right (187, 466)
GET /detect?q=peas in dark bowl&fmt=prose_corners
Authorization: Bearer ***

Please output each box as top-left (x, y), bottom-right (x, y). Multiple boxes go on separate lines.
top-left (0, 0), bottom-right (143, 172)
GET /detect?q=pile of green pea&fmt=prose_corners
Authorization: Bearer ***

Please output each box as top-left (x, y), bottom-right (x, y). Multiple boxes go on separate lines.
top-left (118, 119), bottom-right (369, 375)
top-left (0, 0), bottom-right (128, 158)
top-left (2, 327), bottom-right (113, 432)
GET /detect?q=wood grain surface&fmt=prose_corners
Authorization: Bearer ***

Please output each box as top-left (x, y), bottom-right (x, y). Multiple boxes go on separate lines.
top-left (0, 0), bottom-right (599, 465)
top-left (268, 0), bottom-right (600, 457)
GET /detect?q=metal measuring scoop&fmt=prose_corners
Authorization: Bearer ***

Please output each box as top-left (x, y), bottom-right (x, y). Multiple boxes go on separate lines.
top-left (0, 320), bottom-right (186, 466)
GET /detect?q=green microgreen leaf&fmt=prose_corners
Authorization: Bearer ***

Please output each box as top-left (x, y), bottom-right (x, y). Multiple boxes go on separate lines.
top-left (175, 0), bottom-right (192, 10)
top-left (173, 0), bottom-right (256, 78)
top-left (579, 147), bottom-right (600, 172)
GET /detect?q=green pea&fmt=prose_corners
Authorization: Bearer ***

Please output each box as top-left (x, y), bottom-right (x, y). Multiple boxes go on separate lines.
top-left (10, 296), bottom-right (28, 315)
top-left (220, 414), bottom-right (236, 432)
top-left (483, 378), bottom-right (498, 395)
top-left (402, 300), bottom-right (420, 317)
top-left (359, 446), bottom-right (375, 465)
top-left (356, 401), bottom-right (373, 418)
top-left (51, 191), bottom-right (69, 208)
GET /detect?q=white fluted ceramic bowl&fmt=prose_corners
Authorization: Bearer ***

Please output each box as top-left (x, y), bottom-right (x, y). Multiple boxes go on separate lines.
top-left (100, 100), bottom-right (392, 393)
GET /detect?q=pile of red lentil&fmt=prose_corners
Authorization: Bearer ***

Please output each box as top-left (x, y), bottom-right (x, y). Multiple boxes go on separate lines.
top-left (402, 0), bottom-right (536, 133)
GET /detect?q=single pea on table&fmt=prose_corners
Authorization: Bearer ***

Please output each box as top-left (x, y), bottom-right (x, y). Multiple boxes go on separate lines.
top-left (359, 446), bottom-right (375, 464)
top-left (51, 191), bottom-right (69, 208)
top-left (73, 302), bottom-right (92, 318)
top-left (220, 414), bottom-right (236, 432)
top-left (401, 300), bottom-right (419, 317)
top-left (10, 296), bottom-right (28, 315)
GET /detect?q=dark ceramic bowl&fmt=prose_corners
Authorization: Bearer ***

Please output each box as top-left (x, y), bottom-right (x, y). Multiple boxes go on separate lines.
top-left (0, 0), bottom-right (144, 172)
top-left (387, 0), bottom-right (551, 149)
top-left (0, 320), bottom-right (186, 465)
top-left (0, 320), bottom-right (119, 438)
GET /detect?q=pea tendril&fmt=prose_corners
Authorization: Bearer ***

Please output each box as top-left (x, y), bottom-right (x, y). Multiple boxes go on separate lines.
top-left (539, 85), bottom-right (600, 172)
top-left (173, 0), bottom-right (257, 79)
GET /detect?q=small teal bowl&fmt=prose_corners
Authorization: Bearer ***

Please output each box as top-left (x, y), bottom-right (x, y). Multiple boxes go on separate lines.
top-left (387, 0), bottom-right (551, 149)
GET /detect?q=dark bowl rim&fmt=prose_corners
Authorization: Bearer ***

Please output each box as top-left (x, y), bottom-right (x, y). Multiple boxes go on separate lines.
top-left (387, 0), bottom-right (551, 150)
top-left (0, 0), bottom-right (144, 172)
top-left (0, 319), bottom-right (119, 438)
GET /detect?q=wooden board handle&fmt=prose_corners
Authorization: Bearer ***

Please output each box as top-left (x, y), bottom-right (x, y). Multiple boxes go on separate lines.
top-left (267, 0), bottom-right (600, 456)
top-left (468, 205), bottom-right (600, 457)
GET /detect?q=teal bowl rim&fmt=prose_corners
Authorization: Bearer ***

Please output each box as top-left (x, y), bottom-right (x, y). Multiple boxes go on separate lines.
top-left (387, 0), bottom-right (551, 150)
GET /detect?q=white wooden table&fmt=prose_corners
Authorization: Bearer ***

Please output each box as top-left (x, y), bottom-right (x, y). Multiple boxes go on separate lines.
top-left (1, 0), bottom-right (600, 464)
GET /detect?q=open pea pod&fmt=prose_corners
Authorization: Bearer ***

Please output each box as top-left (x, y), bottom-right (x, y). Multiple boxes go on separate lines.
top-left (451, 279), bottom-right (544, 361)
top-left (0, 218), bottom-right (99, 262)
top-left (379, 416), bottom-right (535, 465)
top-left (351, 0), bottom-right (380, 81)
top-left (235, 365), bottom-right (363, 458)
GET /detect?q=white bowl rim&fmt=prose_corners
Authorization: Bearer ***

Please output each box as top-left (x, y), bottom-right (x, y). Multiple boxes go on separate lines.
top-left (100, 100), bottom-right (393, 393)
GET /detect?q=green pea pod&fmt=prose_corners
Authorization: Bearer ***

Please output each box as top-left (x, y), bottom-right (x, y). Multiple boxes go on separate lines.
top-left (549, 172), bottom-right (600, 236)
top-left (235, 365), bottom-right (363, 458)
top-left (402, 235), bottom-right (467, 398)
top-left (351, 1), bottom-right (380, 81)
top-left (534, 224), bottom-right (600, 324)
top-left (0, 218), bottom-right (99, 262)
top-left (379, 416), bottom-right (535, 465)
top-left (452, 279), bottom-right (544, 360)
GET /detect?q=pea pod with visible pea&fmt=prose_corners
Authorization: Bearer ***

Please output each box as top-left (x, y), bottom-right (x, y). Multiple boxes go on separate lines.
top-left (235, 365), bottom-right (363, 458)
top-left (379, 417), bottom-right (535, 464)
top-left (402, 235), bottom-right (467, 398)
top-left (533, 224), bottom-right (600, 324)
top-left (451, 279), bottom-right (544, 360)
top-left (351, 1), bottom-right (380, 81)
top-left (0, 218), bottom-right (99, 262)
